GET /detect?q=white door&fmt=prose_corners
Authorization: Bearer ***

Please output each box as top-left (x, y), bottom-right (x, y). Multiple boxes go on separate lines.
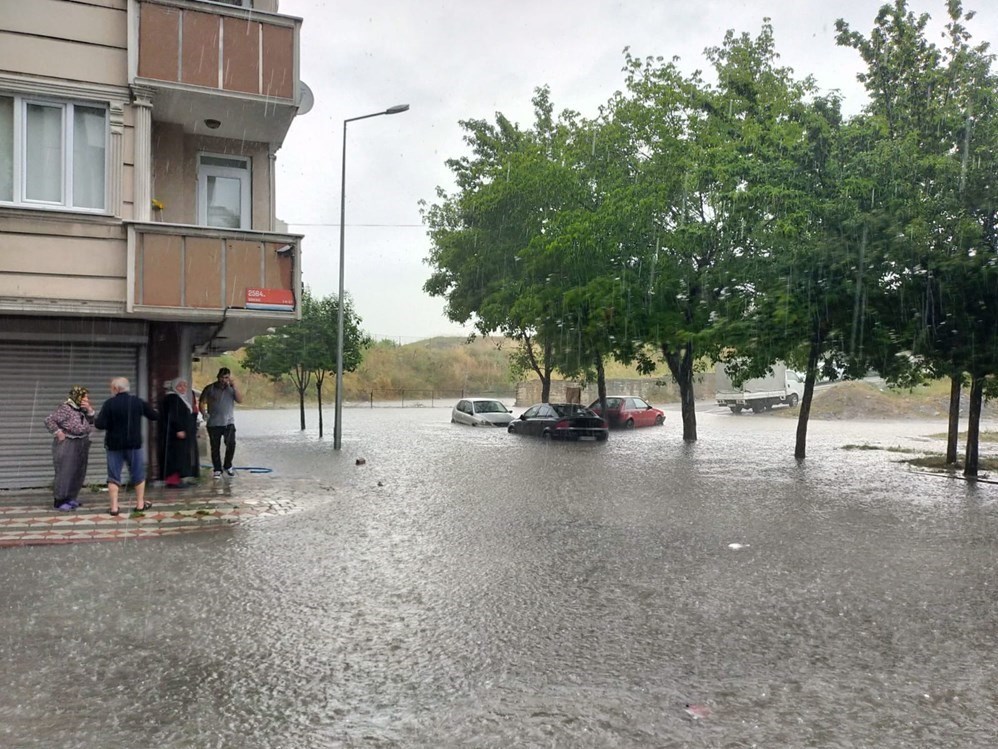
top-left (197, 154), bottom-right (251, 229)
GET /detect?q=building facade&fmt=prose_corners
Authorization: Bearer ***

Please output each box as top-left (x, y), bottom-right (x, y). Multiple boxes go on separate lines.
top-left (0, 0), bottom-right (309, 489)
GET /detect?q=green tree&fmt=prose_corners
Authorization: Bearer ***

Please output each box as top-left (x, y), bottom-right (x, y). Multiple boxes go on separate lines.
top-left (837, 0), bottom-right (998, 475)
top-left (243, 296), bottom-right (315, 431)
top-left (312, 293), bottom-right (370, 438)
top-left (609, 23), bottom-right (815, 441)
top-left (243, 288), bottom-right (370, 436)
top-left (423, 88), bottom-right (584, 403)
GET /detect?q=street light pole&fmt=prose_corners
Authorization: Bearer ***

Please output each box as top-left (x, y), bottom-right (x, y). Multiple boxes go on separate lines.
top-left (334, 104), bottom-right (409, 450)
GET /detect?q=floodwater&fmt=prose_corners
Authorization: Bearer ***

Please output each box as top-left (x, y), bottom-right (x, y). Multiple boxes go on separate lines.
top-left (2, 403), bottom-right (997, 748)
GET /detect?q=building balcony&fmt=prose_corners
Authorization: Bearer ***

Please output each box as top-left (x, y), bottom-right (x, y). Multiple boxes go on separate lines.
top-left (126, 221), bottom-right (302, 351)
top-left (134, 0), bottom-right (304, 144)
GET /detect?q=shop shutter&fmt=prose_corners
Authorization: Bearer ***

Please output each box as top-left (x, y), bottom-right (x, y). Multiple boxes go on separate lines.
top-left (0, 342), bottom-right (140, 490)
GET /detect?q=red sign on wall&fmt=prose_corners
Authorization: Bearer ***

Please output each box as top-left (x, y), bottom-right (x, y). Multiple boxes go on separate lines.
top-left (246, 288), bottom-right (295, 311)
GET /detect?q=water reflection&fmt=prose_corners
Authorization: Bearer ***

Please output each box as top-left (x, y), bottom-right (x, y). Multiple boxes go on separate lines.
top-left (1, 406), bottom-right (996, 747)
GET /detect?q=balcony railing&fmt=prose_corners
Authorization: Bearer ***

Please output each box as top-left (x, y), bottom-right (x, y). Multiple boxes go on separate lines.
top-left (134, 0), bottom-right (302, 142)
top-left (126, 222), bottom-right (301, 319)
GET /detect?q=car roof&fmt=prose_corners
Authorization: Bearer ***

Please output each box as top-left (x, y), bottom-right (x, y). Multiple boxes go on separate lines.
top-left (464, 397), bottom-right (505, 402)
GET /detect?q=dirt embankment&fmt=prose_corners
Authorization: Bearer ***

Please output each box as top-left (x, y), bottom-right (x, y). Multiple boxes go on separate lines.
top-left (783, 380), bottom-right (997, 421)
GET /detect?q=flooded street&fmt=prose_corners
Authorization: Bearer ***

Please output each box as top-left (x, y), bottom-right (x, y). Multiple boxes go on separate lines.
top-left (2, 405), bottom-right (997, 748)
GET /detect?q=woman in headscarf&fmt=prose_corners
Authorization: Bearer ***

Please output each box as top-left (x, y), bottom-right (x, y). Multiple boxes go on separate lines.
top-left (158, 378), bottom-right (196, 487)
top-left (44, 385), bottom-right (96, 511)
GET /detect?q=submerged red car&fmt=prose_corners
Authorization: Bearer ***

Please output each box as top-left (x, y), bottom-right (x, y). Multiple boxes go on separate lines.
top-left (587, 396), bottom-right (665, 429)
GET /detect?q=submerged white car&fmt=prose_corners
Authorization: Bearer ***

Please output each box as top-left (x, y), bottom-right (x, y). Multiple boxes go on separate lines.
top-left (451, 398), bottom-right (515, 427)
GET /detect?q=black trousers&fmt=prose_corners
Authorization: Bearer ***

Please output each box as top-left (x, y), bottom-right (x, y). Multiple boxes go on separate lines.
top-left (207, 424), bottom-right (236, 471)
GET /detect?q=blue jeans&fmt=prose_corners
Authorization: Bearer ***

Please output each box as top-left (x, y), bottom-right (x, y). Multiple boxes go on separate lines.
top-left (106, 447), bottom-right (146, 486)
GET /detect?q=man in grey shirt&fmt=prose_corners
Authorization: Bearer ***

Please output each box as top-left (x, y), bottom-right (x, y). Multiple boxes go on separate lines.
top-left (199, 367), bottom-right (243, 478)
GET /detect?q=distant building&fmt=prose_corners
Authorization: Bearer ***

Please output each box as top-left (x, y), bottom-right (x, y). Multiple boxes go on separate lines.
top-left (0, 0), bottom-right (310, 488)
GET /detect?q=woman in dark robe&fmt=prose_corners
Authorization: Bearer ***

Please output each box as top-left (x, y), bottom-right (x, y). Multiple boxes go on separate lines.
top-left (158, 378), bottom-right (196, 487)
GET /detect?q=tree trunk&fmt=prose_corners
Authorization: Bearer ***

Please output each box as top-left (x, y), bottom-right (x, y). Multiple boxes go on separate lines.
top-left (540, 340), bottom-right (553, 403)
top-left (946, 372), bottom-right (962, 465)
top-left (794, 336), bottom-right (821, 461)
top-left (662, 342), bottom-right (697, 442)
top-left (522, 333), bottom-right (553, 403)
top-left (964, 375), bottom-right (984, 478)
top-left (540, 373), bottom-right (552, 403)
top-left (292, 366), bottom-right (311, 431)
top-left (594, 352), bottom-right (607, 416)
top-left (316, 381), bottom-right (324, 439)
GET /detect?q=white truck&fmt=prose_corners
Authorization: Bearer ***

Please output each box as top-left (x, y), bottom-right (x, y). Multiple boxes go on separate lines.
top-left (714, 362), bottom-right (805, 414)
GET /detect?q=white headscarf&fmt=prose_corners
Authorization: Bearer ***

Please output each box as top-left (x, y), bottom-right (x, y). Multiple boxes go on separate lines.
top-left (165, 378), bottom-right (193, 411)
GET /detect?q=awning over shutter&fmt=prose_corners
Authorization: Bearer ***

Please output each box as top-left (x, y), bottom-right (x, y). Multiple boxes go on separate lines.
top-left (0, 343), bottom-right (140, 490)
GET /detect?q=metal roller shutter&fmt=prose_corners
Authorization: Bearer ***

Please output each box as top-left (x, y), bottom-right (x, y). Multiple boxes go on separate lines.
top-left (0, 342), bottom-right (140, 490)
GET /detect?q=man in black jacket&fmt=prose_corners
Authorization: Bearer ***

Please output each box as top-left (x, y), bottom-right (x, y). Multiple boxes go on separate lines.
top-left (94, 377), bottom-right (158, 516)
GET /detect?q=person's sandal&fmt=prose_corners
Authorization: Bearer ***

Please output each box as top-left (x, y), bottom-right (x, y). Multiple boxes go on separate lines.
top-left (109, 509), bottom-right (120, 516)
top-left (132, 503), bottom-right (152, 513)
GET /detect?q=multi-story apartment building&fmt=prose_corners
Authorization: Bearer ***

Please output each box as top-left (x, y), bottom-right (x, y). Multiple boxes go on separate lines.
top-left (0, 0), bottom-right (309, 489)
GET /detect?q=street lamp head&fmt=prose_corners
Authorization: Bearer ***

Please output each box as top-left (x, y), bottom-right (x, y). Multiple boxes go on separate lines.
top-left (385, 104), bottom-right (410, 115)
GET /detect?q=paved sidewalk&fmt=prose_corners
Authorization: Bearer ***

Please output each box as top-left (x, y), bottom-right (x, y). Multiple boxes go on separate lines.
top-left (0, 474), bottom-right (299, 548)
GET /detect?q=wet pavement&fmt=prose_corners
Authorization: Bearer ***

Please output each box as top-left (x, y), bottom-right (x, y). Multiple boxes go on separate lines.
top-left (0, 482), bottom-right (297, 547)
top-left (1, 404), bottom-right (996, 748)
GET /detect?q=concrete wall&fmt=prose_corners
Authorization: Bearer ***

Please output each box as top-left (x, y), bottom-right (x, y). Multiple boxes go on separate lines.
top-left (0, 0), bottom-right (128, 86)
top-left (0, 0), bottom-right (134, 289)
top-left (151, 124), bottom-right (272, 229)
top-left (0, 212), bottom-right (127, 305)
top-left (516, 375), bottom-right (717, 407)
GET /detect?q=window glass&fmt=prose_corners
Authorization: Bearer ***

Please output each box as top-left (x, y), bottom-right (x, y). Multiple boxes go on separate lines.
top-left (201, 155), bottom-right (249, 169)
top-left (73, 105), bottom-right (106, 209)
top-left (0, 96), bottom-right (11, 201)
top-left (206, 175), bottom-right (242, 228)
top-left (523, 406), bottom-right (539, 418)
top-left (0, 97), bottom-right (106, 211)
top-left (25, 103), bottom-right (62, 203)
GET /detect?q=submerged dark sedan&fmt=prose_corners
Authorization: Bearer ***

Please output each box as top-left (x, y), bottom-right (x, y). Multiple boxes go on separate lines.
top-left (507, 402), bottom-right (609, 441)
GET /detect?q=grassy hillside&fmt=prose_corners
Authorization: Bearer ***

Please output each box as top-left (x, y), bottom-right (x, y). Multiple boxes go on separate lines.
top-left (195, 343), bottom-right (992, 418)
top-left (780, 379), bottom-right (998, 420)
top-left (196, 336), bottom-right (518, 407)
top-left (193, 338), bottom-right (699, 407)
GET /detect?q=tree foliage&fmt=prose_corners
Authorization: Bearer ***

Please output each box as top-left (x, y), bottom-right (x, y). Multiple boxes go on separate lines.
top-left (422, 1), bottom-right (997, 461)
top-left (243, 288), bottom-right (370, 435)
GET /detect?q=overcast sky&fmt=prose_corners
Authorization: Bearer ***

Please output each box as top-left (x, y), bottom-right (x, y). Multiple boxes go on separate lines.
top-left (274, 0), bottom-right (998, 343)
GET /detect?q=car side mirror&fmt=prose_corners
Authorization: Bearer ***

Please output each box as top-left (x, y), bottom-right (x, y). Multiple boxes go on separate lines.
top-left (519, 413), bottom-right (527, 420)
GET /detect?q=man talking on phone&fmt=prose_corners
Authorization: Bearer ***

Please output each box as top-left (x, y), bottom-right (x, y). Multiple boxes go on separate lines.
top-left (200, 367), bottom-right (243, 478)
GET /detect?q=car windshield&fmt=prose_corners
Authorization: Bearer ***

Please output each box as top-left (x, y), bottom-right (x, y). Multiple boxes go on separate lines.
top-left (473, 400), bottom-right (506, 413)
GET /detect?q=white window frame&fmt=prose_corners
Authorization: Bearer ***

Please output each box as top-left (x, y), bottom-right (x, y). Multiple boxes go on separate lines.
top-left (0, 94), bottom-right (108, 213)
top-left (197, 153), bottom-right (251, 229)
